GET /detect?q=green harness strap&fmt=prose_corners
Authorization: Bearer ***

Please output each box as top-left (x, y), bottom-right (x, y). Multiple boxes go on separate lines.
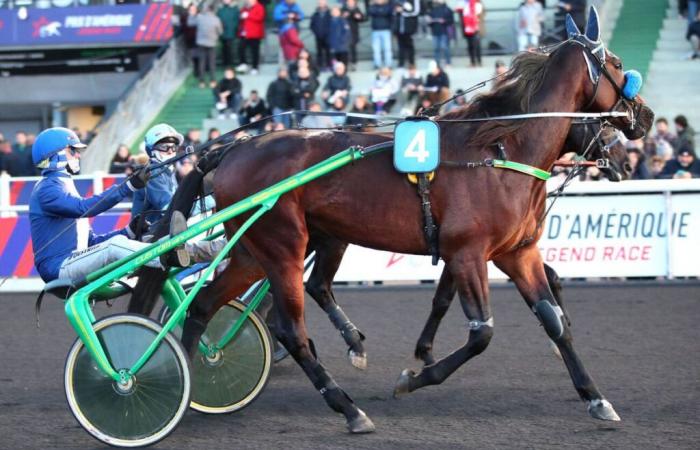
top-left (492, 159), bottom-right (551, 181)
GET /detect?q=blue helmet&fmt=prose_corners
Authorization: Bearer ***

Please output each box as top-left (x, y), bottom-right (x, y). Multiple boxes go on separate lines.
top-left (32, 127), bottom-right (86, 169)
top-left (144, 123), bottom-right (183, 157)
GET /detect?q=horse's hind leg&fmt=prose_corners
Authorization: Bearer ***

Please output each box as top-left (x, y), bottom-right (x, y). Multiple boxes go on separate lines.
top-left (494, 246), bottom-right (620, 422)
top-left (544, 263), bottom-right (571, 326)
top-left (246, 214), bottom-right (374, 433)
top-left (414, 268), bottom-right (457, 365)
top-left (306, 235), bottom-right (367, 369)
top-left (395, 251), bottom-right (493, 396)
top-left (181, 245), bottom-right (265, 356)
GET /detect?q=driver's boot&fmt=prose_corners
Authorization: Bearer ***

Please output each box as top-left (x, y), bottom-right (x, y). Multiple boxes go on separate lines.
top-left (160, 211), bottom-right (191, 268)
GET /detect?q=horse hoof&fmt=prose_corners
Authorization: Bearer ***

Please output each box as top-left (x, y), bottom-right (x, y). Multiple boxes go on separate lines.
top-left (588, 399), bottom-right (621, 421)
top-left (393, 369), bottom-right (415, 398)
top-left (549, 340), bottom-right (562, 360)
top-left (348, 350), bottom-right (367, 371)
top-left (347, 410), bottom-right (375, 434)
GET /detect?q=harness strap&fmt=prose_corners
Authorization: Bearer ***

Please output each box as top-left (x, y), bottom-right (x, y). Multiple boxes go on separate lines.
top-left (416, 173), bottom-right (440, 266)
top-left (491, 159), bottom-right (551, 181)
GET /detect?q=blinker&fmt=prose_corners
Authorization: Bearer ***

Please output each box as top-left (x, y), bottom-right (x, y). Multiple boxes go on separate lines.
top-left (622, 70), bottom-right (643, 100)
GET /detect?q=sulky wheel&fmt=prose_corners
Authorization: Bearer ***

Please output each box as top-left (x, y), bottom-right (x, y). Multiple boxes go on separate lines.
top-left (64, 314), bottom-right (191, 448)
top-left (157, 300), bottom-right (274, 414)
top-left (189, 300), bottom-right (273, 414)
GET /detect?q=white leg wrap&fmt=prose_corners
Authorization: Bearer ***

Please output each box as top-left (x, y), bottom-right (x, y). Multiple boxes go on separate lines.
top-left (58, 235), bottom-right (162, 282)
top-left (468, 317), bottom-right (494, 330)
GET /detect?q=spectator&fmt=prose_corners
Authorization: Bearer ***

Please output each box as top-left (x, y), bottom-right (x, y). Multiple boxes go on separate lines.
top-left (424, 60), bottom-right (450, 99)
top-left (0, 136), bottom-right (11, 175)
top-left (394, 0), bottom-right (420, 68)
top-left (647, 117), bottom-right (676, 160)
top-left (657, 148), bottom-right (700, 179)
top-left (370, 67), bottom-right (399, 113)
top-left (301, 102), bottom-right (335, 128)
top-left (11, 131), bottom-right (35, 176)
top-left (457, 0), bottom-right (484, 67)
top-left (189, 3), bottom-right (223, 88)
top-left (328, 6), bottom-right (351, 66)
top-left (341, 0), bottom-right (366, 71)
top-left (321, 62), bottom-right (352, 107)
top-left (311, 0), bottom-right (333, 70)
top-left (686, 10), bottom-right (700, 59)
top-left (649, 155), bottom-right (666, 178)
top-left (273, 0), bottom-right (305, 29)
top-left (182, 3), bottom-right (200, 77)
top-left (445, 89), bottom-right (468, 112)
top-left (369, 0), bottom-right (394, 69)
top-left (217, 0), bottom-right (240, 68)
top-left (674, 115), bottom-right (696, 153)
top-left (347, 95), bottom-right (375, 129)
top-left (266, 68), bottom-right (296, 128)
top-left (289, 48), bottom-right (320, 79)
top-left (184, 128), bottom-right (202, 149)
top-left (429, 0), bottom-right (454, 67)
top-left (239, 90), bottom-right (269, 131)
top-left (279, 13), bottom-right (305, 62)
top-left (517, 0), bottom-right (544, 52)
top-left (208, 128), bottom-right (221, 141)
top-left (626, 145), bottom-right (651, 180)
top-left (176, 157), bottom-right (195, 183)
top-left (399, 63), bottom-right (423, 114)
top-left (237, 0), bottom-right (266, 75)
top-left (556, 1), bottom-right (586, 41)
top-left (686, 0), bottom-right (699, 27)
top-left (214, 67), bottom-right (243, 119)
top-left (330, 97), bottom-right (347, 125)
top-left (110, 144), bottom-right (131, 174)
top-left (293, 66), bottom-right (320, 109)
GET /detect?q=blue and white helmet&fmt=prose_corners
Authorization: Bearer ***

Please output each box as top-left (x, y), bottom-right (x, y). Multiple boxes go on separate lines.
top-left (144, 123), bottom-right (184, 157)
top-left (32, 127), bottom-right (86, 171)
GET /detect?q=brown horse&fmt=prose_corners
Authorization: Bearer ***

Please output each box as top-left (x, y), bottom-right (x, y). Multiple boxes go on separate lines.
top-left (130, 10), bottom-right (653, 434)
top-left (301, 122), bottom-right (632, 371)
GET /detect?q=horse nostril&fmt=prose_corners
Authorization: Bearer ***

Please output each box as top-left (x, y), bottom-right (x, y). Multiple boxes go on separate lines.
top-left (624, 163), bottom-right (632, 173)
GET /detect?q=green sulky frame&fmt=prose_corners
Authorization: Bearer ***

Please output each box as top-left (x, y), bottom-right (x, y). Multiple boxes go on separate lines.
top-left (64, 145), bottom-right (376, 385)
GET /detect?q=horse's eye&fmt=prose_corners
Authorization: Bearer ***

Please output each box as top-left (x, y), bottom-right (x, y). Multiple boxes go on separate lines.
top-left (614, 62), bottom-right (623, 70)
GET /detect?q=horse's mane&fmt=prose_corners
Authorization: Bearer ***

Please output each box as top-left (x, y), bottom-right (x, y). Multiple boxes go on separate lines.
top-left (439, 51), bottom-right (552, 149)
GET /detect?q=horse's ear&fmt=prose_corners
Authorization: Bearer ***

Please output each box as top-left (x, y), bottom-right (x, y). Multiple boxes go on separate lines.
top-left (565, 14), bottom-right (581, 38)
top-left (584, 5), bottom-right (601, 42)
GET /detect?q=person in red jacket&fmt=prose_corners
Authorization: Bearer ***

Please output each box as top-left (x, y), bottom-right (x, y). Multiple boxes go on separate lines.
top-left (280, 17), bottom-right (305, 62)
top-left (456, 0), bottom-right (483, 67)
top-left (236, 0), bottom-right (266, 74)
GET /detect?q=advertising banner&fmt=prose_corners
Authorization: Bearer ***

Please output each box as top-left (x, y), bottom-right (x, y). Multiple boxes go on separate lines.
top-left (0, 4), bottom-right (173, 48)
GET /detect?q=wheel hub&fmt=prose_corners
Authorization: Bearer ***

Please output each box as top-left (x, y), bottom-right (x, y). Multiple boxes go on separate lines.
top-left (113, 370), bottom-right (136, 395)
top-left (204, 349), bottom-right (224, 367)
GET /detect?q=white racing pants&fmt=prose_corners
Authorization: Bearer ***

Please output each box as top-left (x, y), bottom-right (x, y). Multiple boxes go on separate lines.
top-left (58, 234), bottom-right (162, 283)
top-left (186, 237), bottom-right (228, 264)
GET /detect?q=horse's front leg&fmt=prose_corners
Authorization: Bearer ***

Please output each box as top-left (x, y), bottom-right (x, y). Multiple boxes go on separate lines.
top-left (414, 268), bottom-right (457, 365)
top-left (494, 246), bottom-right (620, 422)
top-left (306, 236), bottom-right (367, 369)
top-left (395, 250), bottom-right (493, 396)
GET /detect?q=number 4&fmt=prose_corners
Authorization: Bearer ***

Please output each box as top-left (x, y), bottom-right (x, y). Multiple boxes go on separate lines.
top-left (404, 129), bottom-right (430, 163)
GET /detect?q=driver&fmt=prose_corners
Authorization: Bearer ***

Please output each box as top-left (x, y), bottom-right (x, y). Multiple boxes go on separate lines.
top-left (28, 127), bottom-right (186, 284)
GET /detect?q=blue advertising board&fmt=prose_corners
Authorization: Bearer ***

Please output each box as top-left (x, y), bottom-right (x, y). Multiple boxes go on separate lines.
top-left (0, 4), bottom-right (173, 48)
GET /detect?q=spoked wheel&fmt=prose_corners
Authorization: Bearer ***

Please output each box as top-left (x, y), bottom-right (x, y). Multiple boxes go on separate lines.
top-left (64, 314), bottom-right (191, 448)
top-left (158, 300), bottom-right (273, 414)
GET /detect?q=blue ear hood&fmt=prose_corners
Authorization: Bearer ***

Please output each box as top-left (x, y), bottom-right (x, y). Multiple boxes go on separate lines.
top-left (566, 14), bottom-right (581, 38)
top-left (622, 70), bottom-right (643, 100)
top-left (584, 6), bottom-right (601, 42)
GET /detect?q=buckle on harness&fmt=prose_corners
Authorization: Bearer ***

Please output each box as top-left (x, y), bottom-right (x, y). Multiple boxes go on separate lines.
top-left (406, 172), bottom-right (435, 184)
top-left (595, 158), bottom-right (610, 169)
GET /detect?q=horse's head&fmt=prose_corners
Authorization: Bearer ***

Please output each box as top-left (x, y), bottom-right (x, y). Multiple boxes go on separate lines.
top-left (559, 7), bottom-right (654, 140)
top-left (565, 123), bottom-right (630, 182)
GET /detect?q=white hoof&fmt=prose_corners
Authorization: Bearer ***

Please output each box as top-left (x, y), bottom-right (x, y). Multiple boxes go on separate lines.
top-left (347, 409), bottom-right (375, 434)
top-left (348, 350), bottom-right (367, 371)
top-left (549, 340), bottom-right (562, 360)
top-left (588, 398), bottom-right (621, 421)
